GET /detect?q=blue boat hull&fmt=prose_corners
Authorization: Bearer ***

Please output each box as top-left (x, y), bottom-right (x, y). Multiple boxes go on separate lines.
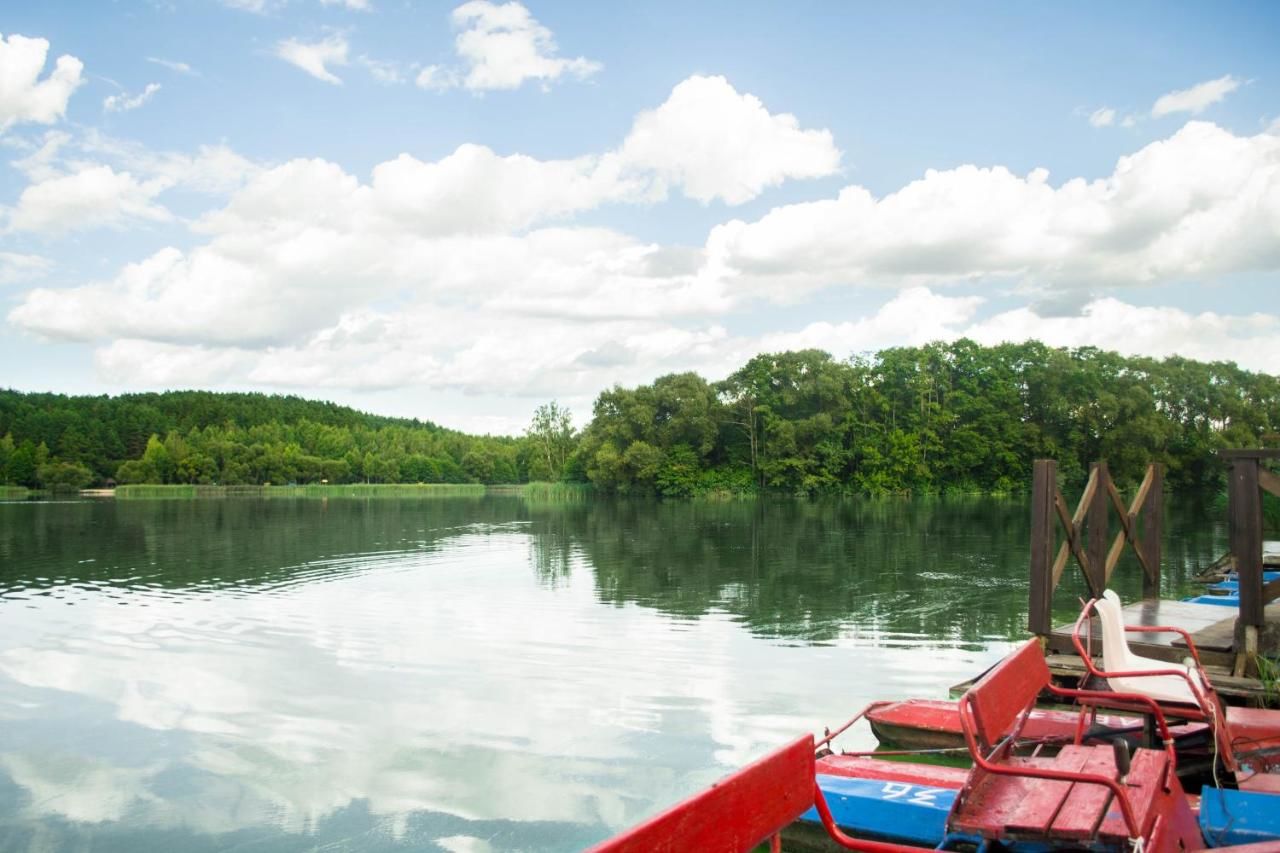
top-left (797, 774), bottom-right (956, 847)
top-left (1200, 787), bottom-right (1280, 847)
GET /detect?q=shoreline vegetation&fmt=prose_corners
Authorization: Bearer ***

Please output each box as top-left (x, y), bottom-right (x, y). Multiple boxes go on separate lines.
top-left (7, 482), bottom-right (1029, 502)
top-left (2, 340), bottom-right (1278, 499)
top-left (114, 483), bottom-right (488, 499)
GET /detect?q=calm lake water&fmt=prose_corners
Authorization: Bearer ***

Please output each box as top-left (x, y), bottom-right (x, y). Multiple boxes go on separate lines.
top-left (0, 495), bottom-right (1226, 852)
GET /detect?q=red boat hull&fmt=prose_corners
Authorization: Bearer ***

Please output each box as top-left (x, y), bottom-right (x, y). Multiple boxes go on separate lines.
top-left (866, 697), bottom-right (1262, 750)
top-left (816, 753), bottom-right (968, 788)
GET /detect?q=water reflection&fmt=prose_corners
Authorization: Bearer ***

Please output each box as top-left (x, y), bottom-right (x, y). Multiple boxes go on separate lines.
top-left (528, 496), bottom-right (1224, 646)
top-left (0, 496), bottom-right (1226, 851)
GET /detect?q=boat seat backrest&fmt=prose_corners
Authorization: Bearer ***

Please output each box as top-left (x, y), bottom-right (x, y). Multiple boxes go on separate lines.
top-left (963, 639), bottom-right (1050, 752)
top-left (1094, 591), bottom-right (1136, 672)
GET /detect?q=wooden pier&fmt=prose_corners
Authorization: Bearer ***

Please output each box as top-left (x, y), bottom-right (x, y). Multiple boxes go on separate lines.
top-left (1028, 450), bottom-right (1280, 705)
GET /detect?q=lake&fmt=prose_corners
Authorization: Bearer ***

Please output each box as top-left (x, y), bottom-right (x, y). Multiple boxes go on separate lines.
top-left (0, 494), bottom-right (1225, 852)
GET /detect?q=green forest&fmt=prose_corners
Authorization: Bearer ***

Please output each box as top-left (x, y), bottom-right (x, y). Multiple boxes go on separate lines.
top-left (2, 339), bottom-right (1277, 495)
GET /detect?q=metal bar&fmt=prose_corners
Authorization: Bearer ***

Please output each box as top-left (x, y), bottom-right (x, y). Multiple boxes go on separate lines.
top-left (814, 702), bottom-right (891, 750)
top-left (957, 692), bottom-right (1141, 840)
top-left (1067, 606), bottom-right (1214, 716)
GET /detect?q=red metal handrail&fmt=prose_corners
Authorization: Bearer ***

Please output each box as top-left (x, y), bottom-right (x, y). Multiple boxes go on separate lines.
top-left (1070, 600), bottom-right (1215, 709)
top-left (957, 690), bottom-right (1143, 840)
top-left (1070, 598), bottom-right (1238, 773)
top-left (1044, 683), bottom-right (1179, 782)
top-left (815, 701), bottom-right (892, 752)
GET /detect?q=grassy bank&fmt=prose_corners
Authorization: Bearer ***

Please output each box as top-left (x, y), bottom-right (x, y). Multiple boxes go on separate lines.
top-left (0, 486), bottom-right (30, 500)
top-left (115, 483), bottom-right (487, 499)
top-left (522, 482), bottom-right (593, 502)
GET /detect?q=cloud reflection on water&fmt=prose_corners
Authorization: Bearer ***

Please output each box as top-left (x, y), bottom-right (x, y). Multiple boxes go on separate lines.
top-left (0, 497), bottom-right (1114, 850)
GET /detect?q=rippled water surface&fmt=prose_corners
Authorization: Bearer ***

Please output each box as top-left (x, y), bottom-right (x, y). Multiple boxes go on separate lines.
top-left (0, 495), bottom-right (1225, 852)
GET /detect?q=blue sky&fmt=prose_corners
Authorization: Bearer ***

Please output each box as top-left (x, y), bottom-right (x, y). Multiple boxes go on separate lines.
top-left (2, 1), bottom-right (1279, 434)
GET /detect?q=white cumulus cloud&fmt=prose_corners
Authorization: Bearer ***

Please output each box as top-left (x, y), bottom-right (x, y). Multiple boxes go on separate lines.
top-left (1088, 107), bottom-right (1115, 127)
top-left (220, 0), bottom-right (270, 12)
top-left (0, 252), bottom-right (51, 285)
top-left (146, 57), bottom-right (195, 75)
top-left (5, 165), bottom-right (171, 234)
top-left (418, 1), bottom-right (600, 92)
top-left (968, 298), bottom-right (1280, 370)
top-left (359, 56), bottom-right (402, 84)
top-left (758, 288), bottom-right (985, 355)
top-left (0, 32), bottom-right (84, 133)
top-left (1151, 74), bottom-right (1240, 117)
top-left (275, 34), bottom-right (349, 85)
top-left (750, 288), bottom-right (1280, 377)
top-left (705, 120), bottom-right (1280, 299)
top-left (76, 131), bottom-right (262, 194)
top-left (9, 89), bottom-right (1280, 403)
top-left (618, 75), bottom-right (841, 205)
top-left (103, 82), bottom-right (161, 113)
top-left (96, 339), bottom-right (253, 386)
top-left (6, 72), bottom-right (842, 349)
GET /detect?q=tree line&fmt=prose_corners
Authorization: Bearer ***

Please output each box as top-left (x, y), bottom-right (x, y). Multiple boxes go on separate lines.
top-left (0, 390), bottom-right (534, 490)
top-left (2, 340), bottom-right (1276, 494)
top-left (573, 340), bottom-right (1278, 495)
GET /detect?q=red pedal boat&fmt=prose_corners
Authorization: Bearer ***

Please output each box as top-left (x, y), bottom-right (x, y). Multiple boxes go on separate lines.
top-left (589, 593), bottom-right (1280, 852)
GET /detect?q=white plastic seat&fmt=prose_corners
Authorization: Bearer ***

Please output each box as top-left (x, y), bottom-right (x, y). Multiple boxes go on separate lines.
top-left (1095, 589), bottom-right (1205, 706)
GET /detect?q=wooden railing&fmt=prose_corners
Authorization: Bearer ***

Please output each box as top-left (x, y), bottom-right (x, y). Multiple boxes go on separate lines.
top-left (1028, 460), bottom-right (1163, 636)
top-left (1219, 449), bottom-right (1280, 631)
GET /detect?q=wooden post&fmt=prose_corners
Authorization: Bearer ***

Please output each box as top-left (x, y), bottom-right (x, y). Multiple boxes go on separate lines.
top-left (1227, 454), bottom-right (1264, 629)
top-left (1086, 462), bottom-right (1109, 598)
top-left (1029, 459), bottom-right (1056, 635)
top-left (1141, 464), bottom-right (1163, 599)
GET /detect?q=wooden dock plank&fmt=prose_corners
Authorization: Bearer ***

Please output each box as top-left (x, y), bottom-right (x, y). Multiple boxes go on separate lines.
top-left (1047, 598), bottom-right (1241, 667)
top-left (1178, 610), bottom-right (1239, 652)
top-left (1043, 654), bottom-right (1273, 705)
top-left (1121, 600), bottom-right (1236, 645)
top-left (1047, 594), bottom-right (1280, 673)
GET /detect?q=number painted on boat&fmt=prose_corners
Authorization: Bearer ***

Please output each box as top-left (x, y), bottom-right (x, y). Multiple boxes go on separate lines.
top-left (879, 782), bottom-right (948, 806)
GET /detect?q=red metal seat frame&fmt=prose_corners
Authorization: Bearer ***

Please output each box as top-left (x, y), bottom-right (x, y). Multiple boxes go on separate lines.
top-left (1071, 597), bottom-right (1238, 774)
top-left (954, 639), bottom-right (1179, 843)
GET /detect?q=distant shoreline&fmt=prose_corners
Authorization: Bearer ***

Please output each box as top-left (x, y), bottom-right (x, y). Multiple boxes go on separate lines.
top-left (110, 483), bottom-right (489, 499)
